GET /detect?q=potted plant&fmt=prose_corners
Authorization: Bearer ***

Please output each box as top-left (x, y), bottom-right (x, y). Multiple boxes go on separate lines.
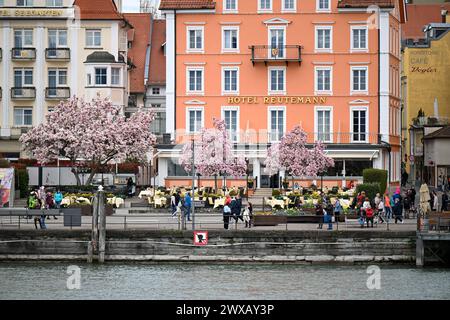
top-left (247, 178), bottom-right (254, 189)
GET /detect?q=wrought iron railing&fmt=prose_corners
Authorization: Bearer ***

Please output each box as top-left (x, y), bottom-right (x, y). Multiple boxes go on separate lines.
top-left (250, 45), bottom-right (302, 64)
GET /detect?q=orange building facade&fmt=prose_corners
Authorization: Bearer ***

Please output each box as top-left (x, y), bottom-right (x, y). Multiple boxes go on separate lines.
top-left (157, 0), bottom-right (406, 189)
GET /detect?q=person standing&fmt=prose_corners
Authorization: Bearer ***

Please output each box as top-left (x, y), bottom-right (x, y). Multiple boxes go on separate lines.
top-left (54, 190), bottom-right (63, 209)
top-left (223, 203), bottom-right (231, 230)
top-left (316, 202), bottom-right (324, 229)
top-left (441, 192), bottom-right (448, 211)
top-left (170, 193), bottom-right (177, 217)
top-left (37, 186), bottom-right (46, 209)
top-left (243, 202), bottom-right (253, 228)
top-left (366, 206), bottom-right (374, 228)
top-left (393, 198), bottom-right (403, 224)
top-left (126, 177), bottom-right (134, 198)
top-left (433, 190), bottom-right (439, 212)
top-left (384, 193), bottom-right (392, 222)
top-left (184, 192), bottom-right (192, 222)
top-left (377, 198), bottom-right (385, 224)
top-left (333, 199), bottom-right (342, 226)
top-left (231, 194), bottom-right (243, 223)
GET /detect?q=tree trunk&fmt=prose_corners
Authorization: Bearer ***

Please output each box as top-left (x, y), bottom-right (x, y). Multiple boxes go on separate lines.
top-left (70, 167), bottom-right (82, 186)
top-left (85, 168), bottom-right (97, 186)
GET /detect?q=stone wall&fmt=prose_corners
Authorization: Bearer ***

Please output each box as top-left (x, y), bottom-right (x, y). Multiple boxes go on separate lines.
top-left (0, 230), bottom-right (416, 264)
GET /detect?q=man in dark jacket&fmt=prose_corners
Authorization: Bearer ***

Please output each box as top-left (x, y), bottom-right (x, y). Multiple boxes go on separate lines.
top-left (442, 192), bottom-right (449, 212)
top-left (231, 195), bottom-right (243, 223)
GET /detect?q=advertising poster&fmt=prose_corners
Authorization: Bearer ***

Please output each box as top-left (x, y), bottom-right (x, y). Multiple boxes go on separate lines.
top-left (0, 168), bottom-right (14, 207)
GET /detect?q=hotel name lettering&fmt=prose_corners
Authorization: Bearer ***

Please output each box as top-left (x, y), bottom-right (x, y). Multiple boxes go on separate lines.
top-left (0, 9), bottom-right (63, 17)
top-left (227, 96), bottom-right (327, 104)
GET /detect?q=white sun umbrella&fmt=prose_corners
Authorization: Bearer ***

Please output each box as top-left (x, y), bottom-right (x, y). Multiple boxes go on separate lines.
top-left (419, 183), bottom-right (431, 214)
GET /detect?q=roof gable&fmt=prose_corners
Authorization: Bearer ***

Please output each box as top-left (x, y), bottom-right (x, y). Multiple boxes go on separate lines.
top-left (159, 0), bottom-right (216, 10)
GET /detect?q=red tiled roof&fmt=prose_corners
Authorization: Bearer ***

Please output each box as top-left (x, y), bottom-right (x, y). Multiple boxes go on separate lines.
top-left (424, 126), bottom-right (450, 139)
top-left (159, 0), bottom-right (216, 10)
top-left (73, 0), bottom-right (124, 20)
top-left (337, 0), bottom-right (395, 8)
top-left (124, 13), bottom-right (152, 93)
top-left (402, 3), bottom-right (450, 39)
top-left (148, 20), bottom-right (166, 85)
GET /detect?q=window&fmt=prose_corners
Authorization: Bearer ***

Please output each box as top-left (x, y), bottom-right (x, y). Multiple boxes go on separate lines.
top-left (317, 0), bottom-right (330, 11)
top-left (48, 68), bottom-right (67, 87)
top-left (269, 27), bottom-right (285, 58)
top-left (152, 87), bottom-right (160, 95)
top-left (222, 67), bottom-right (239, 94)
top-left (351, 67), bottom-right (368, 93)
top-left (86, 29), bottom-right (101, 47)
top-left (315, 107), bottom-right (332, 142)
top-left (351, 107), bottom-right (368, 142)
top-left (269, 107), bottom-right (285, 142)
top-left (269, 67), bottom-right (286, 94)
top-left (351, 27), bottom-right (368, 51)
top-left (46, 0), bottom-right (62, 6)
top-left (222, 27), bottom-right (239, 52)
top-left (48, 29), bottom-right (67, 48)
top-left (14, 108), bottom-right (33, 126)
top-left (14, 29), bottom-right (33, 47)
top-left (95, 68), bottom-right (107, 85)
top-left (16, 0), bottom-right (33, 6)
top-left (282, 0), bottom-right (296, 11)
top-left (315, 26), bottom-right (332, 51)
top-left (14, 68), bottom-right (33, 87)
top-left (187, 27), bottom-right (203, 52)
top-left (149, 111), bottom-right (166, 135)
top-left (187, 109), bottom-right (203, 133)
top-left (222, 107), bottom-right (239, 142)
top-left (258, 0), bottom-right (272, 11)
top-left (187, 68), bottom-right (204, 94)
top-left (0, 0), bottom-right (4, 5)
top-left (111, 68), bottom-right (121, 85)
top-left (223, 0), bottom-right (237, 12)
top-left (315, 67), bottom-right (332, 94)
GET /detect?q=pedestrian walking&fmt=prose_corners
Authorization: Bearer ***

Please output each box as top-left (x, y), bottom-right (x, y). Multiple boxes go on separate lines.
top-left (231, 194), bottom-right (243, 223)
top-left (366, 206), bottom-right (374, 228)
top-left (243, 202), bottom-right (253, 228)
top-left (170, 193), bottom-right (177, 216)
top-left (377, 198), bottom-right (385, 223)
top-left (393, 198), bottom-right (403, 224)
top-left (333, 198), bottom-right (343, 227)
top-left (432, 191), bottom-right (439, 212)
top-left (184, 192), bottom-right (192, 222)
top-left (54, 190), bottom-right (63, 209)
top-left (384, 193), bottom-right (392, 222)
top-left (223, 203), bottom-right (231, 230)
top-left (316, 202), bottom-right (324, 229)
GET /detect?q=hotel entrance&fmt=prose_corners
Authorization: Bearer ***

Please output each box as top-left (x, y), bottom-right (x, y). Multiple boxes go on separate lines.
top-left (260, 164), bottom-right (279, 188)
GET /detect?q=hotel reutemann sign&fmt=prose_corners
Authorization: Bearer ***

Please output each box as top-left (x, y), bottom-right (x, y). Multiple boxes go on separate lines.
top-left (0, 8), bottom-right (74, 18)
top-left (226, 96), bottom-right (328, 104)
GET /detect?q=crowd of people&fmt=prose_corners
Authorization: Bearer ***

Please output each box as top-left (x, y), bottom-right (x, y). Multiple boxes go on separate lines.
top-left (27, 186), bottom-right (63, 229)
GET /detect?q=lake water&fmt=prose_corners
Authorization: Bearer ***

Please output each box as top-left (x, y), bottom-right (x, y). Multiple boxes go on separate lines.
top-left (0, 262), bottom-right (449, 300)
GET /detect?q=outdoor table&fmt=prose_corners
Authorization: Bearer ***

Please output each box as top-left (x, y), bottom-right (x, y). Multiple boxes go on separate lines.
top-left (76, 197), bottom-right (91, 205)
top-left (107, 197), bottom-right (124, 208)
top-left (61, 197), bottom-right (72, 206)
top-left (267, 198), bottom-right (285, 209)
top-left (138, 190), bottom-right (153, 199)
top-left (154, 197), bottom-right (167, 208)
top-left (214, 198), bottom-right (225, 209)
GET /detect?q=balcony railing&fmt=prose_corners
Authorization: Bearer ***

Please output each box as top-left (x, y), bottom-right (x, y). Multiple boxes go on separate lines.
top-left (11, 48), bottom-right (36, 60)
top-left (175, 132), bottom-right (380, 145)
top-left (45, 48), bottom-right (70, 60)
top-left (45, 87), bottom-right (70, 99)
top-left (11, 87), bottom-right (36, 99)
top-left (250, 45), bottom-right (302, 65)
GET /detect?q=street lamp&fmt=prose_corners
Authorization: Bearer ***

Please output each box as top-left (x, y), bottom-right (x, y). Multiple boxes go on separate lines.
top-left (245, 157), bottom-right (249, 201)
top-left (191, 136), bottom-right (195, 231)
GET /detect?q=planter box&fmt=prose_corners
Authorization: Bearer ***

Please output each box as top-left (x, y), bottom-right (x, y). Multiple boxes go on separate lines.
top-left (253, 215), bottom-right (287, 226)
top-left (66, 204), bottom-right (114, 216)
top-left (286, 215), bottom-right (321, 223)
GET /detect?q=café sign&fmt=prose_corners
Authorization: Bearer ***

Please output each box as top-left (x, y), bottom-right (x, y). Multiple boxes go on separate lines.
top-left (0, 9), bottom-right (64, 17)
top-left (227, 96), bottom-right (327, 104)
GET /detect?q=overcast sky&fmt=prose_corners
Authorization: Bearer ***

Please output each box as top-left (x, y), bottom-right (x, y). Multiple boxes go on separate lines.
top-left (122, 0), bottom-right (160, 13)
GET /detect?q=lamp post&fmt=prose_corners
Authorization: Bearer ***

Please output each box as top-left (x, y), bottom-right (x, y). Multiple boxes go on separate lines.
top-left (245, 157), bottom-right (249, 201)
top-left (191, 137), bottom-right (195, 231)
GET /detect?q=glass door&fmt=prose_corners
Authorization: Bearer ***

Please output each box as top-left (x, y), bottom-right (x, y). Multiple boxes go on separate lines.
top-left (269, 28), bottom-right (285, 59)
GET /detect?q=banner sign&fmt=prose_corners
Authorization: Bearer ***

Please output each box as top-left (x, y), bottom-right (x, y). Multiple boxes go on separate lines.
top-left (0, 168), bottom-right (14, 208)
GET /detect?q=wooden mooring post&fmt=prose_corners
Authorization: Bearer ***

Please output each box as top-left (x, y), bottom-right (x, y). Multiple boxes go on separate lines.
top-left (87, 187), bottom-right (106, 263)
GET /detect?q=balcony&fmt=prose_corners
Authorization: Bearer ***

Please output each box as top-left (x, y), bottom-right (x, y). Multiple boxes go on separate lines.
top-left (11, 48), bottom-right (36, 60)
top-left (45, 87), bottom-right (70, 100)
top-left (250, 45), bottom-right (302, 65)
top-left (11, 87), bottom-right (36, 100)
top-left (45, 48), bottom-right (70, 61)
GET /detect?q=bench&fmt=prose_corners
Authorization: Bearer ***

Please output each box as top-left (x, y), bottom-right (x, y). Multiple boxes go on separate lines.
top-left (428, 212), bottom-right (450, 231)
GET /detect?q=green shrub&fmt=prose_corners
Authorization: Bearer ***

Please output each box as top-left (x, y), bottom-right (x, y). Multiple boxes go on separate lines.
top-left (363, 169), bottom-right (388, 194)
top-left (272, 189), bottom-right (281, 197)
top-left (355, 183), bottom-right (380, 201)
top-left (229, 190), bottom-right (238, 197)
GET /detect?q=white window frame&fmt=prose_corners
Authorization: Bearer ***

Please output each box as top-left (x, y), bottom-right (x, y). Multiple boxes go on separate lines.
top-left (268, 66), bottom-right (286, 95)
top-left (48, 29), bottom-right (68, 48)
top-left (14, 29), bottom-right (33, 47)
top-left (46, 0), bottom-right (63, 6)
top-left (85, 29), bottom-right (102, 48)
top-left (16, 0), bottom-right (33, 7)
top-left (221, 26), bottom-right (239, 53)
top-left (350, 66), bottom-right (368, 95)
top-left (282, 0), bottom-right (296, 12)
top-left (223, 0), bottom-right (238, 13)
top-left (221, 106), bottom-right (240, 143)
top-left (186, 107), bottom-right (204, 134)
top-left (314, 66), bottom-right (333, 95)
top-left (268, 26), bottom-right (286, 59)
top-left (350, 106), bottom-right (369, 143)
top-left (14, 68), bottom-right (33, 87)
top-left (258, 0), bottom-right (272, 13)
top-left (316, 0), bottom-right (331, 12)
top-left (267, 106), bottom-right (286, 143)
top-left (48, 68), bottom-right (67, 87)
top-left (94, 67), bottom-right (108, 86)
top-left (350, 26), bottom-right (368, 52)
top-left (14, 108), bottom-right (33, 127)
top-left (222, 67), bottom-right (240, 95)
top-left (186, 67), bottom-right (205, 95)
top-left (314, 106), bottom-right (333, 143)
top-left (111, 67), bottom-right (121, 86)
top-left (186, 26), bottom-right (204, 53)
top-left (315, 26), bottom-right (332, 53)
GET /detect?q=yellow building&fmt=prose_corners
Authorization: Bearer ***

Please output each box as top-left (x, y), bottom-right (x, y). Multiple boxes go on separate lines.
top-left (401, 22), bottom-right (450, 184)
top-left (0, 0), bottom-right (131, 158)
